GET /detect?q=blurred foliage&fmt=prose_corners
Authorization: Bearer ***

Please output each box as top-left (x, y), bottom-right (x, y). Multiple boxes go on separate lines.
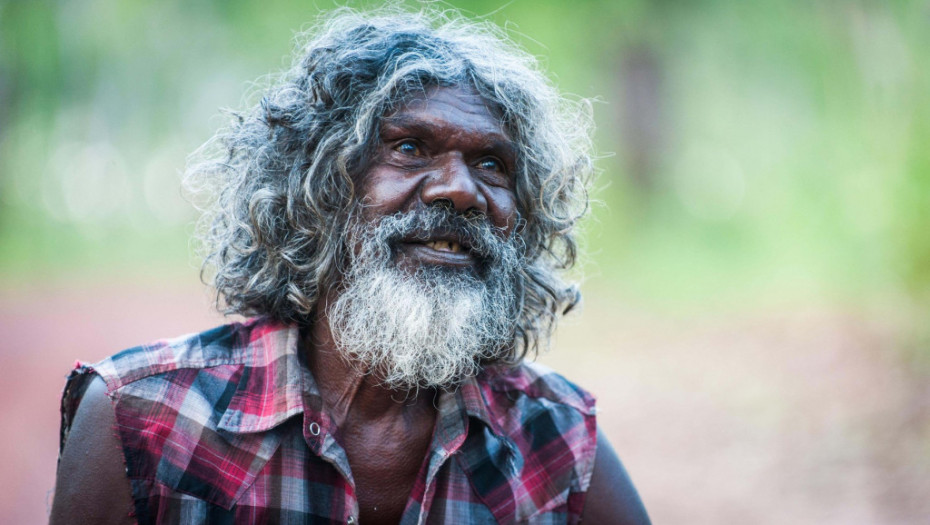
top-left (1, 0), bottom-right (929, 319)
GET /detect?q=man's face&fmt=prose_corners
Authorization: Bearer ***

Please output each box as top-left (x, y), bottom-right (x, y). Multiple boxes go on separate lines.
top-left (325, 85), bottom-right (523, 389)
top-left (357, 84), bottom-right (518, 274)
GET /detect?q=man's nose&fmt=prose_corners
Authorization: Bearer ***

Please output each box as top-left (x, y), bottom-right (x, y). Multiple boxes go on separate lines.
top-left (419, 155), bottom-right (487, 214)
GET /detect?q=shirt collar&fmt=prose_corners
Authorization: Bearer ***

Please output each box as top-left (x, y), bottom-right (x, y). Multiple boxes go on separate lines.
top-left (431, 366), bottom-right (520, 460)
top-left (216, 318), bottom-right (509, 446)
top-left (217, 319), bottom-right (314, 434)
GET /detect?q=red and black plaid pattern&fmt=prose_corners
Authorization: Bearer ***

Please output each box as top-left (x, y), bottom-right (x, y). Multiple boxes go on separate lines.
top-left (60, 318), bottom-right (597, 524)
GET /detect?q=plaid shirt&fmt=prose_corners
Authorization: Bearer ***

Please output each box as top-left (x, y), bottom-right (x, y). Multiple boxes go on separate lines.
top-left (60, 318), bottom-right (597, 524)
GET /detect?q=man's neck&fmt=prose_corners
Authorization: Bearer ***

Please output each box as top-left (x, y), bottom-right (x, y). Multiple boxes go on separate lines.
top-left (304, 305), bottom-right (437, 427)
top-left (305, 298), bottom-right (440, 524)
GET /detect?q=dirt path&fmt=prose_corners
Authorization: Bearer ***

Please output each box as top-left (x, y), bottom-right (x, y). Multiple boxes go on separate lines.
top-left (2, 283), bottom-right (927, 524)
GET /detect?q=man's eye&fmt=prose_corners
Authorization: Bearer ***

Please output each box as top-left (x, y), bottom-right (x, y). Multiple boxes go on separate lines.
top-left (477, 158), bottom-right (504, 172)
top-left (394, 141), bottom-right (421, 156)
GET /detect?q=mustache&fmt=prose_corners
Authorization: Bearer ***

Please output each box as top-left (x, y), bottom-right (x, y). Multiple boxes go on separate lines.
top-left (378, 205), bottom-right (515, 261)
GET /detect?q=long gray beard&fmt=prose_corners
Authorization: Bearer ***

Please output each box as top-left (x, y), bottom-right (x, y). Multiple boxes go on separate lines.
top-left (326, 207), bottom-right (520, 390)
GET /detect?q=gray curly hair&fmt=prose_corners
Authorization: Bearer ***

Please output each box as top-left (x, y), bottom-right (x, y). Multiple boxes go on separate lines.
top-left (186, 7), bottom-right (595, 360)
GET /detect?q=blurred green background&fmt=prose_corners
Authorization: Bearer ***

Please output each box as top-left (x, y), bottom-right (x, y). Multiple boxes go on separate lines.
top-left (3, 0), bottom-right (930, 319)
top-left (2, 0), bottom-right (929, 523)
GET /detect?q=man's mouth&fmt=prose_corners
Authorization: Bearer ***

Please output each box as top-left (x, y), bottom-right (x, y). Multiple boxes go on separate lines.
top-left (394, 234), bottom-right (478, 269)
top-left (423, 240), bottom-right (464, 253)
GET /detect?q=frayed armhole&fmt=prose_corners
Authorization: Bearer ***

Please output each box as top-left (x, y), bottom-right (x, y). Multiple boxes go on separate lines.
top-left (58, 365), bottom-right (100, 462)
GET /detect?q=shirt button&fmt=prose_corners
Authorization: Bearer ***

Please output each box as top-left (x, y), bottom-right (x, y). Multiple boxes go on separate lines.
top-left (308, 421), bottom-right (321, 436)
top-left (347, 516), bottom-right (356, 524)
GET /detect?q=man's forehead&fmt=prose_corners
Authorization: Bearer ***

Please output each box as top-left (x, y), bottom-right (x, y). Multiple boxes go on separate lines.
top-left (382, 85), bottom-right (509, 139)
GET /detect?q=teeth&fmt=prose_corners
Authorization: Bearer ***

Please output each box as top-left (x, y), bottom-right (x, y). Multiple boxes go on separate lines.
top-left (426, 241), bottom-right (461, 253)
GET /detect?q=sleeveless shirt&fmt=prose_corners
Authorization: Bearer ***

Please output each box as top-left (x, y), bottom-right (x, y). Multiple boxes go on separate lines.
top-left (59, 318), bottom-right (597, 524)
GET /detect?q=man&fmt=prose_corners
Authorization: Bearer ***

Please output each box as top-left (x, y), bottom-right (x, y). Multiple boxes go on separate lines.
top-left (51, 8), bottom-right (650, 524)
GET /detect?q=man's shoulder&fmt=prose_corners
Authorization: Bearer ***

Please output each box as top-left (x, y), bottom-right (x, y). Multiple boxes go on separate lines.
top-left (62, 318), bottom-right (303, 510)
top-left (480, 360), bottom-right (597, 416)
top-left (472, 361), bottom-right (599, 468)
top-left (87, 317), bottom-right (295, 392)
top-left (459, 361), bottom-right (599, 520)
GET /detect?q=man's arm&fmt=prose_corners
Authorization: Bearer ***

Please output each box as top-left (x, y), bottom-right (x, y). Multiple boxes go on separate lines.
top-left (50, 375), bottom-right (135, 525)
top-left (582, 427), bottom-right (651, 524)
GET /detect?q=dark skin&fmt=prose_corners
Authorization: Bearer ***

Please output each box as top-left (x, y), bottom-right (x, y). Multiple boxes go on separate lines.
top-left (304, 306), bottom-right (438, 522)
top-left (50, 86), bottom-right (650, 524)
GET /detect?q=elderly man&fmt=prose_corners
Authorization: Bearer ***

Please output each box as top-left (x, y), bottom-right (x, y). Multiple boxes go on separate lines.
top-left (51, 9), bottom-right (649, 525)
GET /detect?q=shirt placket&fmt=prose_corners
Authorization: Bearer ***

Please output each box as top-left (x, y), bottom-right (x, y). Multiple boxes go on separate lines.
top-left (398, 387), bottom-right (473, 525)
top-left (300, 372), bottom-right (361, 523)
